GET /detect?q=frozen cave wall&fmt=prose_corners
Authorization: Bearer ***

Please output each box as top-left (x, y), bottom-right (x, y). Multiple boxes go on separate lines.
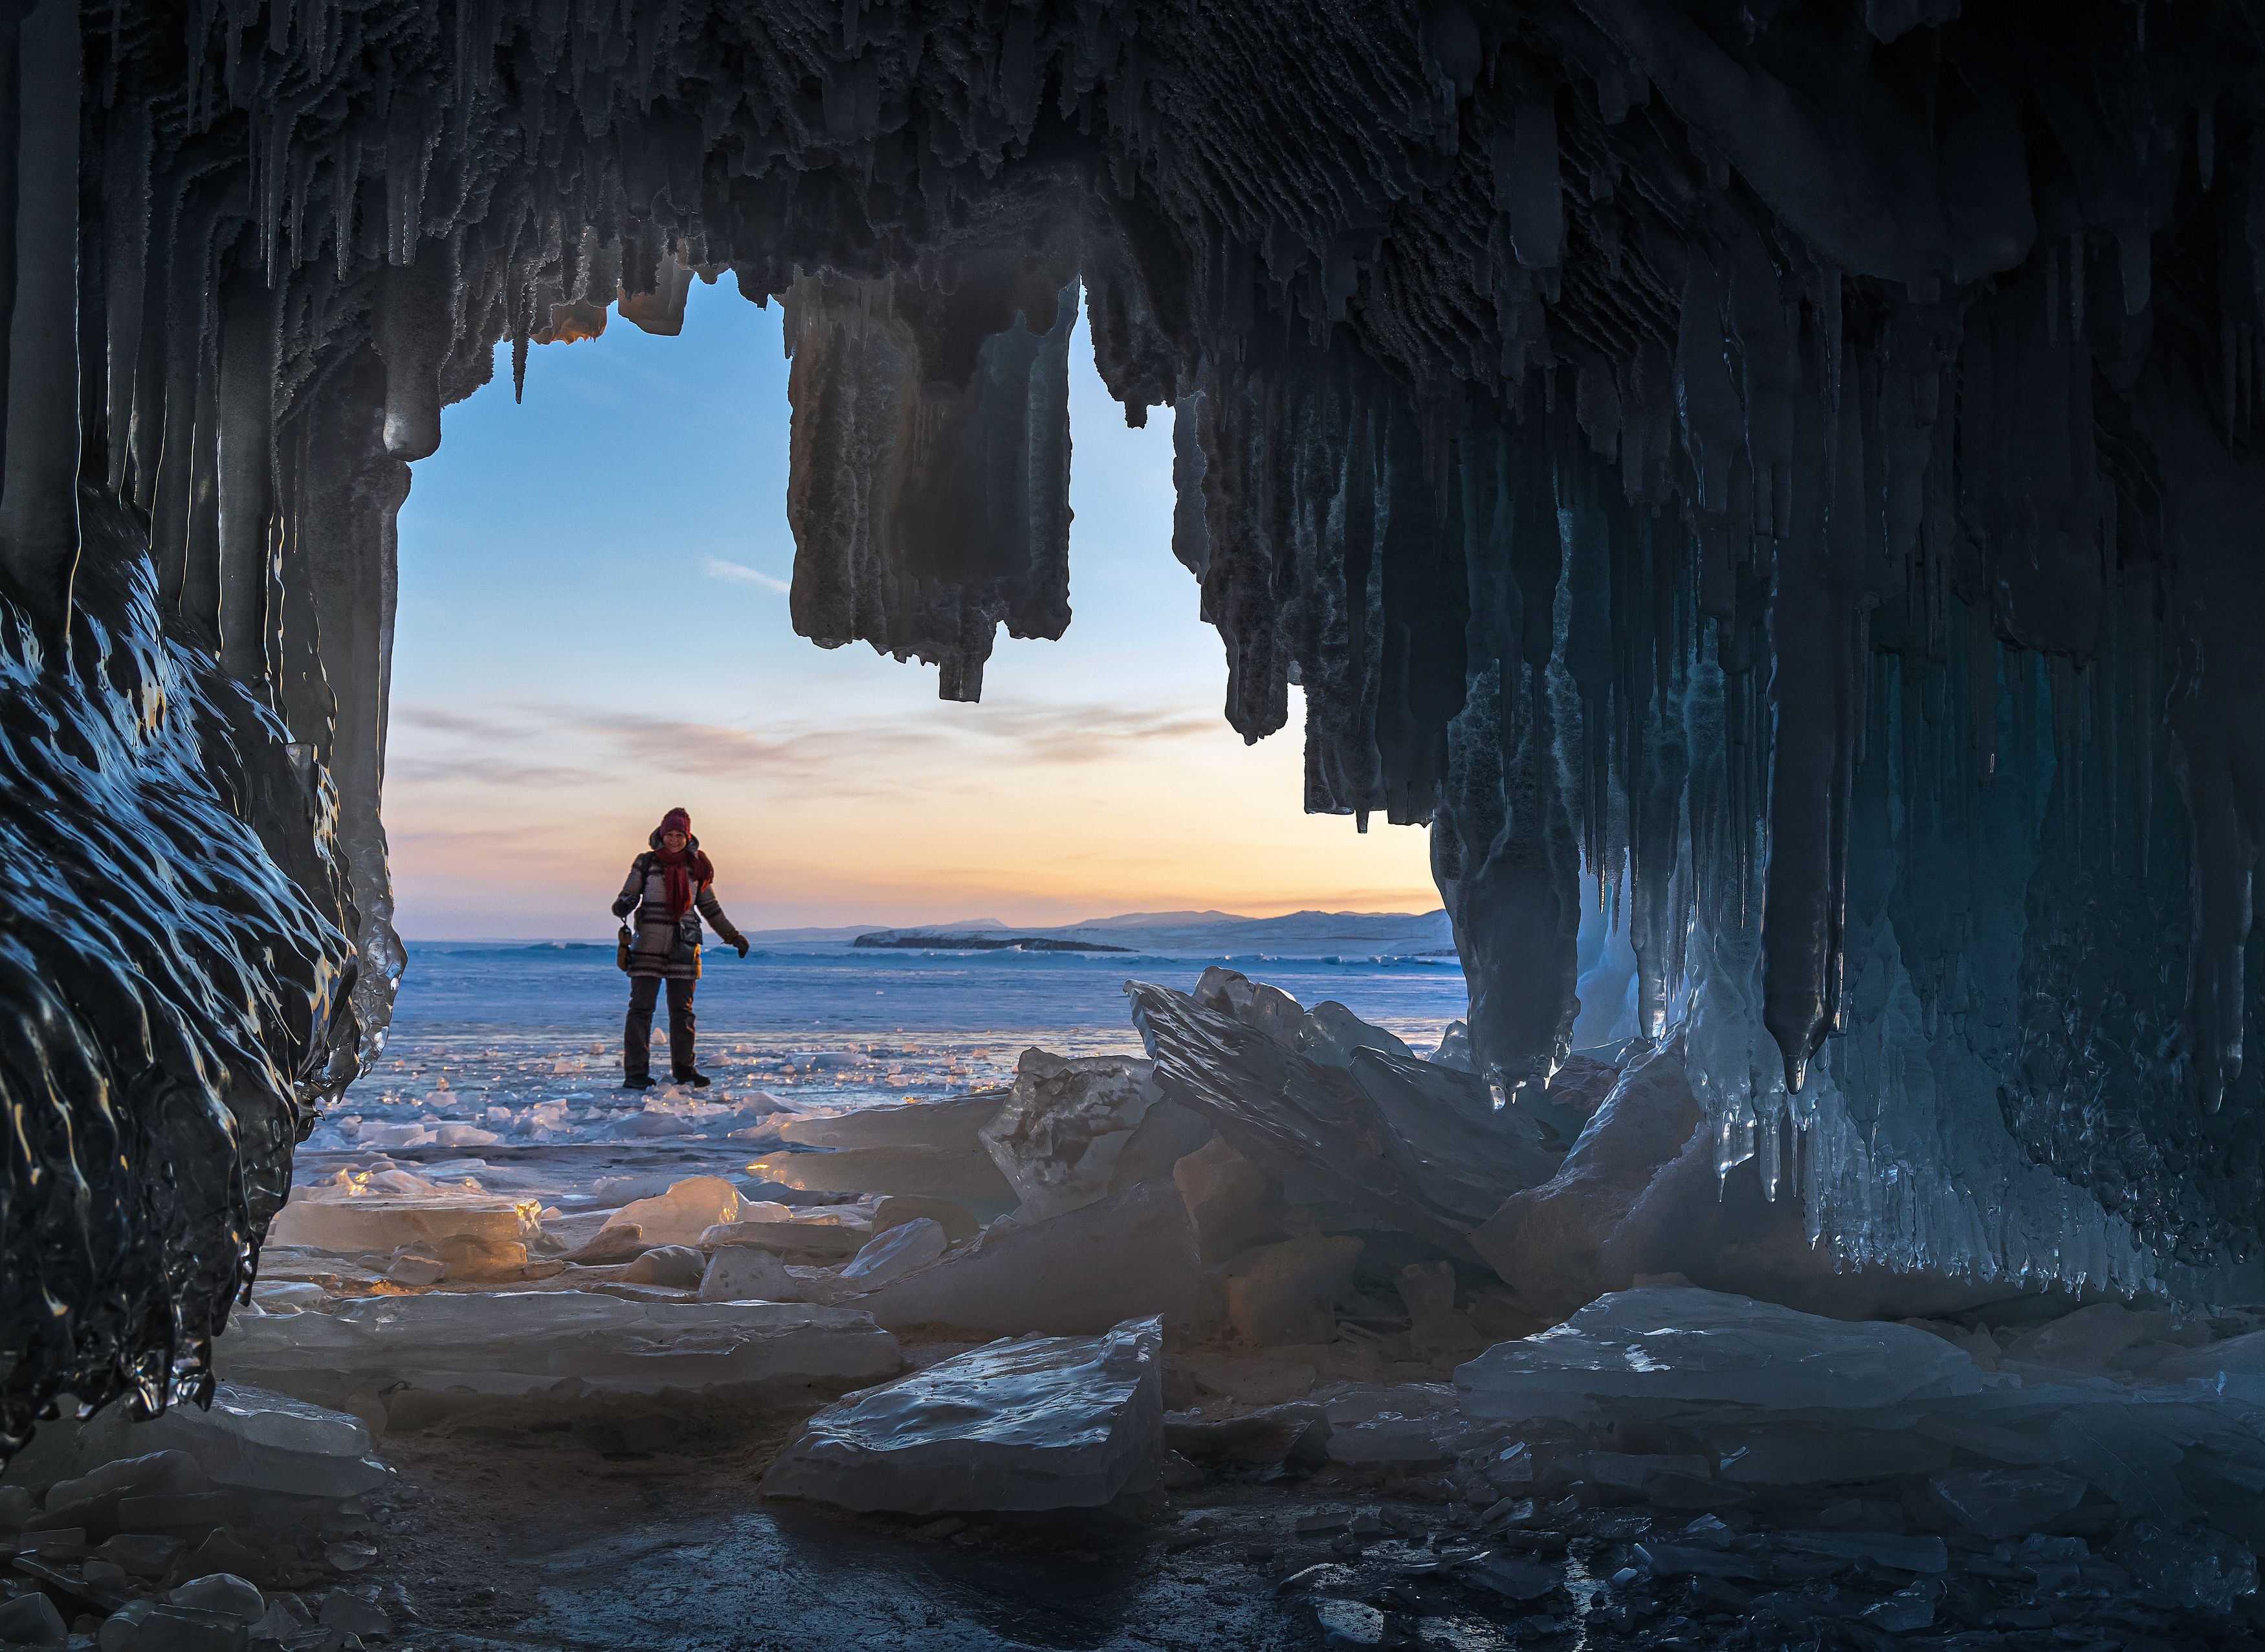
top-left (5, 0), bottom-right (2265, 1442)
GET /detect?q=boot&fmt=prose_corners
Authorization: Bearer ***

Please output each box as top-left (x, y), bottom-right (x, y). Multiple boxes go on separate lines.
top-left (674, 1070), bottom-right (711, 1088)
top-left (623, 1074), bottom-right (656, 1090)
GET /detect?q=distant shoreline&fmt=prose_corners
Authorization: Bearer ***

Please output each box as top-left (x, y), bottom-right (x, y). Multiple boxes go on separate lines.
top-left (852, 933), bottom-right (1134, 953)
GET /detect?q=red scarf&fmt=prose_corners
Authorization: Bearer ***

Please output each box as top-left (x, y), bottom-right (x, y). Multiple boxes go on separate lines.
top-left (652, 843), bottom-right (713, 919)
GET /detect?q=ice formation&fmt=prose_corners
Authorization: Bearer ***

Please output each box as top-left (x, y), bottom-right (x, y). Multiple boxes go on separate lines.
top-left (214, 1290), bottom-right (902, 1409)
top-left (760, 1315), bottom-right (1164, 1513)
top-left (978, 1048), bottom-right (1208, 1220)
top-left (7, 0), bottom-right (2265, 1446)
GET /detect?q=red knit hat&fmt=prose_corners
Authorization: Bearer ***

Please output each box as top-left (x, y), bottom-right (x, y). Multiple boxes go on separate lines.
top-left (659, 808), bottom-right (692, 837)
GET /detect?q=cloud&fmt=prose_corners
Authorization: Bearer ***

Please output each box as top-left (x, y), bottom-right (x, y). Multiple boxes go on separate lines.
top-left (384, 692), bottom-right (1234, 820)
top-left (387, 753), bottom-right (601, 789)
top-left (702, 556), bottom-right (791, 594)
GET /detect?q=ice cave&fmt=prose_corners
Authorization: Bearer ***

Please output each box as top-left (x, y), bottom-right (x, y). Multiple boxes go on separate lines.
top-left (5, 0), bottom-right (2265, 1646)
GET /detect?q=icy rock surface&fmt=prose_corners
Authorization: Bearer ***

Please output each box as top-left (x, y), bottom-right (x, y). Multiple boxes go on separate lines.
top-left (761, 1317), bottom-right (1162, 1513)
top-left (21, 0), bottom-right (2265, 1448)
top-left (215, 1292), bottom-right (901, 1405)
top-left (978, 1048), bottom-right (1210, 1221)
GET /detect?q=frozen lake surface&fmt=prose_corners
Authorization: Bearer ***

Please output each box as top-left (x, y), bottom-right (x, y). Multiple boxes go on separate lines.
top-left (302, 934), bottom-right (1470, 1209)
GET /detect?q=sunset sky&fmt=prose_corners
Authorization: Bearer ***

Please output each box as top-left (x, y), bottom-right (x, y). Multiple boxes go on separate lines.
top-left (386, 276), bottom-right (1441, 938)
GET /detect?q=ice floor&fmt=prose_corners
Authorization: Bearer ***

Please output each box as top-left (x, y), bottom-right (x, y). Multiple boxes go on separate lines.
top-left (6, 960), bottom-right (2264, 1651)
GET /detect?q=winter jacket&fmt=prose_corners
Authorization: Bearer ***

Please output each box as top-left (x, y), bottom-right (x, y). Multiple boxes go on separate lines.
top-left (613, 832), bottom-right (747, 980)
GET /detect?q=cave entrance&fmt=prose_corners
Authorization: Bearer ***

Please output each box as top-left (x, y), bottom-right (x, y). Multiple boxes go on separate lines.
top-left (384, 276), bottom-right (1439, 943)
top-left (337, 272), bottom-right (1462, 1154)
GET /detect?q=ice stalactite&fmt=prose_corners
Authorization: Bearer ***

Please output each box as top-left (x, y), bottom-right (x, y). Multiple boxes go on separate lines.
top-left (7, 0), bottom-right (2265, 1444)
top-left (782, 230), bottom-right (1080, 700)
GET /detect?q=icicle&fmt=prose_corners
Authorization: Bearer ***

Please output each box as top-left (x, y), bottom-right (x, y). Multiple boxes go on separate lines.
top-left (0, 0), bottom-right (83, 642)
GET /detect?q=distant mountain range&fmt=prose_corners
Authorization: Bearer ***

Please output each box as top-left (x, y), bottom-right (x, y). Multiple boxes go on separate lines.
top-left (744, 908), bottom-right (1456, 958)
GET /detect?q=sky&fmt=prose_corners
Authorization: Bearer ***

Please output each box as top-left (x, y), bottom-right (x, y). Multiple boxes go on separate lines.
top-left (385, 275), bottom-right (1440, 939)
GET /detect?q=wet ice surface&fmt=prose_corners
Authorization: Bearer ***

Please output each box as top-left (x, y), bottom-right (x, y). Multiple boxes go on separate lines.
top-left (304, 942), bottom-right (1468, 1213)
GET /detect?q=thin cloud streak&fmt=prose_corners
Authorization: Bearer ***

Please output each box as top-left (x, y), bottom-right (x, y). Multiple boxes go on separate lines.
top-left (702, 555), bottom-right (791, 593)
top-left (390, 697), bottom-right (1224, 796)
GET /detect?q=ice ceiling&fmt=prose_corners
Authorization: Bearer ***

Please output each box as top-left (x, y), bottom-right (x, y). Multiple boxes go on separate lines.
top-left (4, 0), bottom-right (2265, 1446)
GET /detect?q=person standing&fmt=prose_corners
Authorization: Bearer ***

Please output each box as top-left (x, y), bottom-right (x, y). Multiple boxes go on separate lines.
top-left (613, 807), bottom-right (748, 1088)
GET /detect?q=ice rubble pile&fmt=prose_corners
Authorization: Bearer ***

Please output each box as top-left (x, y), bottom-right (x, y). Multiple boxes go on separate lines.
top-left (762, 1316), bottom-right (1164, 1514)
top-left (208, 978), bottom-right (1522, 1427)
top-left (1131, 969), bottom-right (1565, 1257)
top-left (0, 1383), bottom-right (401, 1648)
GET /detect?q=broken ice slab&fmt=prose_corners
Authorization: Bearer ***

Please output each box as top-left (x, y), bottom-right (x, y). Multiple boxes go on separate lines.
top-left (1164, 1402), bottom-right (1330, 1470)
top-left (978, 1048), bottom-right (1210, 1222)
top-left (1928, 1468), bottom-right (2089, 1539)
top-left (0, 1593), bottom-right (66, 1647)
top-left (870, 1194), bottom-right (980, 1244)
top-left (833, 1218), bottom-right (947, 1290)
top-left (746, 1094), bottom-right (1019, 1215)
top-left (1191, 967), bottom-right (1415, 1070)
top-left (19, 1387), bottom-right (388, 1521)
top-left (216, 1292), bottom-right (901, 1407)
top-left (1323, 1394), bottom-right (1460, 1465)
top-left (1999, 1303), bottom-right (2187, 1374)
top-left (1458, 1551), bottom-right (1566, 1601)
top-left (596, 1176), bottom-right (744, 1247)
top-left (854, 1183), bottom-right (1217, 1336)
top-left (1455, 1286), bottom-right (1983, 1422)
top-left (698, 1217), bottom-right (870, 1264)
top-left (2150, 1327), bottom-right (2265, 1402)
top-left (1128, 980), bottom-right (1558, 1254)
top-left (698, 1247), bottom-right (800, 1303)
top-left (761, 1316), bottom-right (1162, 1514)
top-left (619, 1244), bottom-right (707, 1286)
top-left (267, 1167), bottom-right (540, 1254)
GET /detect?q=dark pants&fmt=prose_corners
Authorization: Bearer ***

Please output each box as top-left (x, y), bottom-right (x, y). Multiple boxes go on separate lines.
top-left (625, 975), bottom-right (697, 1079)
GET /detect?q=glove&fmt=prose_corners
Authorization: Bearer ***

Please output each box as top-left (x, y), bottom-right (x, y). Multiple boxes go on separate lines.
top-left (735, 938), bottom-right (750, 959)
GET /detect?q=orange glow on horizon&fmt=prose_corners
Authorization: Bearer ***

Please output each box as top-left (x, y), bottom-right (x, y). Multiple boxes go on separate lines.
top-left (384, 683), bottom-right (1441, 938)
